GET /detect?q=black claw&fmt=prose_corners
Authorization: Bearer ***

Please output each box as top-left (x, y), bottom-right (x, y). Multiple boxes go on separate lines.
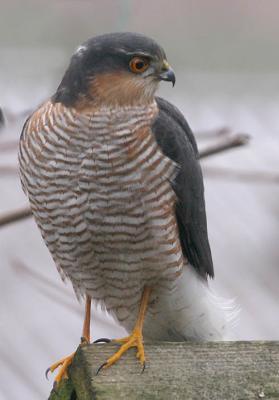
top-left (94, 338), bottom-right (111, 344)
top-left (80, 336), bottom-right (88, 344)
top-left (45, 367), bottom-right (51, 380)
top-left (96, 362), bottom-right (107, 375)
top-left (141, 361), bottom-right (146, 374)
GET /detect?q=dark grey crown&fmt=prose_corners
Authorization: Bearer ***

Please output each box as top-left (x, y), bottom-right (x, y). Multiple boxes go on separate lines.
top-left (53, 32), bottom-right (166, 106)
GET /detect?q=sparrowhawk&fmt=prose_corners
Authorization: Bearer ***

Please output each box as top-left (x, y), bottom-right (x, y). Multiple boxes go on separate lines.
top-left (18, 32), bottom-right (232, 385)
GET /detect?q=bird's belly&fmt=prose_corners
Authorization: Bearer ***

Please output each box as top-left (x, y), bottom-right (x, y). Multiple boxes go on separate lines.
top-left (19, 103), bottom-right (184, 322)
top-left (75, 159), bottom-right (184, 316)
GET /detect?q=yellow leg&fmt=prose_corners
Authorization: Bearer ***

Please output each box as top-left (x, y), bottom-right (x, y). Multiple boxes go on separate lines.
top-left (81, 293), bottom-right (91, 344)
top-left (46, 294), bottom-right (91, 386)
top-left (97, 287), bottom-right (152, 374)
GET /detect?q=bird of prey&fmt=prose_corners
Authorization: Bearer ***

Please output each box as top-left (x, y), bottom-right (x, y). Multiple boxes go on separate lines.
top-left (19, 32), bottom-right (232, 384)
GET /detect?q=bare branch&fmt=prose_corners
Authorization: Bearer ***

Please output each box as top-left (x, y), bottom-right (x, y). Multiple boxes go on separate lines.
top-left (0, 139), bottom-right (19, 152)
top-left (195, 126), bottom-right (231, 140)
top-left (0, 165), bottom-right (18, 175)
top-left (204, 166), bottom-right (279, 184)
top-left (0, 206), bottom-right (32, 228)
top-left (0, 108), bottom-right (5, 131)
top-left (1, 107), bottom-right (32, 123)
top-left (199, 133), bottom-right (250, 159)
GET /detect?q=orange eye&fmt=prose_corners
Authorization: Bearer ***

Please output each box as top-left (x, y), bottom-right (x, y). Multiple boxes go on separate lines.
top-left (129, 57), bottom-right (149, 74)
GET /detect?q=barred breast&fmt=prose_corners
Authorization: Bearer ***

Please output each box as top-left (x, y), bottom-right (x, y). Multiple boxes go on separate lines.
top-left (19, 100), bottom-right (185, 328)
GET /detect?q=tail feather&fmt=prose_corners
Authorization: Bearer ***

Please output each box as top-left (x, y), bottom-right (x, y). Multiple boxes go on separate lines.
top-left (143, 265), bottom-right (239, 341)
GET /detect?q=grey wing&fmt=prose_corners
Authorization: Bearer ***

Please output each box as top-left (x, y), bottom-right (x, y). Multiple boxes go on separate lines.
top-left (152, 97), bottom-right (214, 279)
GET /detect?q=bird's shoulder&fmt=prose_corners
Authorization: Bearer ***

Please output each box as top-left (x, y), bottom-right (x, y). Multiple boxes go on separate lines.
top-left (152, 96), bottom-right (214, 279)
top-left (154, 97), bottom-right (199, 156)
top-left (20, 100), bottom-right (54, 141)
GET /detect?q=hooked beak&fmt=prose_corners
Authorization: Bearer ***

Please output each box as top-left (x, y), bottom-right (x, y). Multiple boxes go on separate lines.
top-left (158, 60), bottom-right (176, 87)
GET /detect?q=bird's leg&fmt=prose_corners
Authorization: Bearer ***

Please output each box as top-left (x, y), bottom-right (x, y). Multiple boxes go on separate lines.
top-left (46, 294), bottom-right (91, 386)
top-left (81, 294), bottom-right (91, 344)
top-left (97, 287), bottom-right (151, 373)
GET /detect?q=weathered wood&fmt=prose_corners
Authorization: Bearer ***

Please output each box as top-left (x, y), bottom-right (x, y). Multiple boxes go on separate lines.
top-left (49, 341), bottom-right (279, 400)
top-left (48, 378), bottom-right (75, 400)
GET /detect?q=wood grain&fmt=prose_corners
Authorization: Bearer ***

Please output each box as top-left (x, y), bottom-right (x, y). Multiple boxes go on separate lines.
top-left (49, 341), bottom-right (279, 400)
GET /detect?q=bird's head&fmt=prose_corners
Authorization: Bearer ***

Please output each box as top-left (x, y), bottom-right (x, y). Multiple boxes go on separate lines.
top-left (53, 32), bottom-right (175, 109)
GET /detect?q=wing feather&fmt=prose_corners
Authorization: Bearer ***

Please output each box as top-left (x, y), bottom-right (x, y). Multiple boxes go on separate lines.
top-left (153, 97), bottom-right (214, 279)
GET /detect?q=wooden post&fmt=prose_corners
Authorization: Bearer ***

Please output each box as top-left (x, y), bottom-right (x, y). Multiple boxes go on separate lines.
top-left (48, 341), bottom-right (279, 400)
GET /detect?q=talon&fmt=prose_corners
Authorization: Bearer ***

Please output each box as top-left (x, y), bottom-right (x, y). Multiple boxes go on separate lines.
top-left (46, 352), bottom-right (75, 385)
top-left (94, 338), bottom-right (111, 344)
top-left (80, 336), bottom-right (89, 344)
top-left (96, 362), bottom-right (107, 375)
top-left (45, 367), bottom-right (51, 380)
top-left (141, 361), bottom-right (146, 374)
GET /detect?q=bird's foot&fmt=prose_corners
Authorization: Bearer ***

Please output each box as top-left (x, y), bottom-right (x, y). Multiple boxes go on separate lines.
top-left (46, 352), bottom-right (75, 386)
top-left (46, 337), bottom-right (89, 386)
top-left (97, 328), bottom-right (145, 374)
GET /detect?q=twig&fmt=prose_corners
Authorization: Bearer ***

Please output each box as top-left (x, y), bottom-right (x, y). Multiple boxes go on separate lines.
top-left (0, 108), bottom-right (5, 130)
top-left (0, 206), bottom-right (32, 227)
top-left (204, 166), bottom-right (279, 184)
top-left (0, 139), bottom-right (19, 152)
top-left (0, 165), bottom-right (18, 175)
top-left (1, 107), bottom-right (32, 123)
top-left (195, 126), bottom-right (231, 139)
top-left (10, 258), bottom-right (117, 328)
top-left (199, 133), bottom-right (250, 159)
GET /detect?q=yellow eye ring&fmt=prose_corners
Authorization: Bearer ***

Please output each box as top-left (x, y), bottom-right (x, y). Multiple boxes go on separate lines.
top-left (129, 57), bottom-right (149, 74)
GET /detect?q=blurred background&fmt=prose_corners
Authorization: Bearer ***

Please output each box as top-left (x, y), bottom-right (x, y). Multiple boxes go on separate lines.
top-left (0, 0), bottom-right (278, 398)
